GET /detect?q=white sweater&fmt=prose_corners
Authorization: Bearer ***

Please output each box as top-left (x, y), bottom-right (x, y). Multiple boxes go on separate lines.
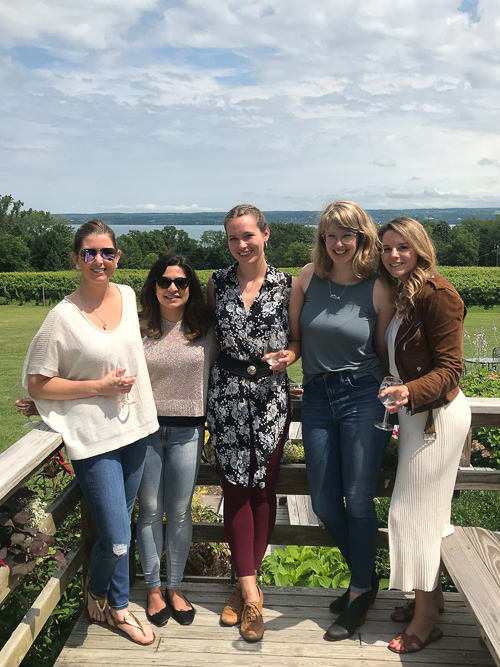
top-left (22, 284), bottom-right (159, 460)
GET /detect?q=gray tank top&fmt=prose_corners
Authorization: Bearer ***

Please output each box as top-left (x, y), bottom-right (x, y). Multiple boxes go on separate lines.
top-left (300, 273), bottom-right (384, 386)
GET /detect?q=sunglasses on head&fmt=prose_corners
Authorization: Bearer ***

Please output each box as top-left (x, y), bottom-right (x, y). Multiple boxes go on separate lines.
top-left (156, 276), bottom-right (190, 290)
top-left (79, 248), bottom-right (117, 262)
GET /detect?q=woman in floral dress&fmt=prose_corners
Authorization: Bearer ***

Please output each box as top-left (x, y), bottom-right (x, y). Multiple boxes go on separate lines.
top-left (206, 204), bottom-right (303, 642)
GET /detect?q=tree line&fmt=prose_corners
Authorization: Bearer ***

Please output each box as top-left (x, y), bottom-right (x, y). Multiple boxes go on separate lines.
top-left (1, 194), bottom-right (499, 272)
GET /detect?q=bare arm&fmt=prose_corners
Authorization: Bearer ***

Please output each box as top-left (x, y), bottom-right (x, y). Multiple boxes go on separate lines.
top-left (373, 278), bottom-right (396, 374)
top-left (263, 277), bottom-right (303, 370)
top-left (28, 369), bottom-right (134, 401)
top-left (298, 263), bottom-right (315, 294)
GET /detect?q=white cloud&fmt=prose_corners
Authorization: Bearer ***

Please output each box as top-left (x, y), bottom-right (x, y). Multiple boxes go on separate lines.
top-left (2, 0), bottom-right (500, 211)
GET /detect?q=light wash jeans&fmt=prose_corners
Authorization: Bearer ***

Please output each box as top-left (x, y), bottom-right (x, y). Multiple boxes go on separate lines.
top-left (136, 425), bottom-right (204, 590)
top-left (301, 372), bottom-right (391, 594)
top-left (72, 437), bottom-right (148, 610)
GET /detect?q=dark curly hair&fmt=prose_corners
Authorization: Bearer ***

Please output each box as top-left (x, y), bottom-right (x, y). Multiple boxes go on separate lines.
top-left (139, 254), bottom-right (211, 340)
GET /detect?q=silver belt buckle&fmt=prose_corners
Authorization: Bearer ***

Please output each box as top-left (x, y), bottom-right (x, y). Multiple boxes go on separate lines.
top-left (247, 364), bottom-right (257, 376)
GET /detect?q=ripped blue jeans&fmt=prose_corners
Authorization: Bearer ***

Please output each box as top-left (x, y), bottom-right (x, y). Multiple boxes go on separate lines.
top-left (72, 437), bottom-right (148, 610)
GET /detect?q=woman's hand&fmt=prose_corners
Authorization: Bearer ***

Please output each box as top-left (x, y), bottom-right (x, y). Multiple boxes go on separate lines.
top-left (14, 397), bottom-right (39, 417)
top-left (379, 384), bottom-right (410, 413)
top-left (262, 349), bottom-right (296, 372)
top-left (98, 369), bottom-right (136, 397)
top-left (289, 385), bottom-right (303, 399)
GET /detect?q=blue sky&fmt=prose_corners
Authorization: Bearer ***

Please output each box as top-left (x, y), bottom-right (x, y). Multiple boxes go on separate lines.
top-left (1, 0), bottom-right (499, 213)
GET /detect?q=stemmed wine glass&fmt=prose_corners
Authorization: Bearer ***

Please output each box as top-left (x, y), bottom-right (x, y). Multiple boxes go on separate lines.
top-left (10, 384), bottom-right (39, 429)
top-left (263, 341), bottom-right (282, 387)
top-left (374, 375), bottom-right (403, 431)
top-left (120, 359), bottom-right (138, 405)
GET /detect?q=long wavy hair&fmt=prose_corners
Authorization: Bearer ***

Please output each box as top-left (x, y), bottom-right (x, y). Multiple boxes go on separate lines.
top-left (378, 217), bottom-right (436, 319)
top-left (139, 254), bottom-right (210, 340)
top-left (312, 201), bottom-right (379, 279)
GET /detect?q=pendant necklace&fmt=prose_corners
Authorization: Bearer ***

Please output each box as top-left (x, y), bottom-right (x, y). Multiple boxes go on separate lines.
top-left (80, 290), bottom-right (110, 329)
top-left (328, 277), bottom-right (353, 300)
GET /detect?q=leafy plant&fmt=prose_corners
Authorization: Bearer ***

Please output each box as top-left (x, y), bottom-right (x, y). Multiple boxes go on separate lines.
top-left (261, 546), bottom-right (351, 588)
top-left (282, 441), bottom-right (304, 463)
top-left (0, 488), bottom-right (66, 574)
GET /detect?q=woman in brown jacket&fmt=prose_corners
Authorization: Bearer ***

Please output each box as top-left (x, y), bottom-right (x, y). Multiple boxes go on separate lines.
top-left (378, 217), bottom-right (471, 655)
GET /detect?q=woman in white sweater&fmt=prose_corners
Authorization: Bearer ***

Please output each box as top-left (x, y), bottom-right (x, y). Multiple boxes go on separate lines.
top-left (136, 254), bottom-right (218, 628)
top-left (23, 220), bottom-right (158, 646)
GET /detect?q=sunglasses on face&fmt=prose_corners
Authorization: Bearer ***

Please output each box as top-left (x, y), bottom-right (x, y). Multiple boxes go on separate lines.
top-left (156, 276), bottom-right (190, 290)
top-left (78, 248), bottom-right (117, 262)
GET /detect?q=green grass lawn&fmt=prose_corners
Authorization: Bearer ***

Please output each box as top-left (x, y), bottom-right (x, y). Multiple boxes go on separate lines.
top-left (1, 304), bottom-right (499, 453)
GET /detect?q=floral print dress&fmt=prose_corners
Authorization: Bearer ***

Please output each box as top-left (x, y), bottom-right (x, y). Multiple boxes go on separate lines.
top-left (207, 264), bottom-right (292, 488)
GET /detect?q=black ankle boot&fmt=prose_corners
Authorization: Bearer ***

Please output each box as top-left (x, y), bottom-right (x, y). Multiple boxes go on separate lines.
top-left (324, 587), bottom-right (378, 641)
top-left (329, 570), bottom-right (379, 614)
top-left (329, 588), bottom-right (350, 614)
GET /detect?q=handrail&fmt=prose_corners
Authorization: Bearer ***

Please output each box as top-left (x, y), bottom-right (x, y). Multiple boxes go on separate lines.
top-left (1, 395), bottom-right (500, 667)
top-left (0, 424), bottom-right (62, 506)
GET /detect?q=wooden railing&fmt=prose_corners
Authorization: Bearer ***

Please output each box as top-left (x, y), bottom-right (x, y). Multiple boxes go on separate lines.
top-left (1, 396), bottom-right (500, 667)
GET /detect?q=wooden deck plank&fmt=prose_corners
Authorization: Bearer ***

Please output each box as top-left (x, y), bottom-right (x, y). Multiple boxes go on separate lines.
top-left (54, 583), bottom-right (494, 667)
top-left (441, 527), bottom-right (500, 666)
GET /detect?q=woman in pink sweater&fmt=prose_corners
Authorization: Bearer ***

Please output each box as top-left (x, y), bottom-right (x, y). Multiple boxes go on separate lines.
top-left (136, 254), bottom-right (218, 628)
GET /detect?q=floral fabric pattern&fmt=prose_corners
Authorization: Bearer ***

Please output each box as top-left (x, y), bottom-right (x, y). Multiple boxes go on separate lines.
top-left (207, 264), bottom-right (292, 487)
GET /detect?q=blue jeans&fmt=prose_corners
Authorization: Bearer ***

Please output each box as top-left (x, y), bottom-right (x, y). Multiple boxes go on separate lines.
top-left (302, 372), bottom-right (391, 594)
top-left (72, 438), bottom-right (148, 610)
top-left (136, 425), bottom-right (204, 590)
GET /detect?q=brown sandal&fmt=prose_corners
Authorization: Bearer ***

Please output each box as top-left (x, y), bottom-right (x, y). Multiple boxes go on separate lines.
top-left (388, 626), bottom-right (443, 654)
top-left (107, 609), bottom-right (155, 645)
top-left (391, 599), bottom-right (445, 622)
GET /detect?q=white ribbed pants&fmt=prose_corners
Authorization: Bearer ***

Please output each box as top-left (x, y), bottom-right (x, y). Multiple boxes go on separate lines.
top-left (388, 390), bottom-right (471, 592)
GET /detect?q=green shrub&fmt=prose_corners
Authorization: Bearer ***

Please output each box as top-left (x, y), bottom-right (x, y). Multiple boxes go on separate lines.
top-left (1, 267), bottom-right (499, 305)
top-left (261, 545), bottom-right (351, 588)
top-left (450, 490), bottom-right (500, 531)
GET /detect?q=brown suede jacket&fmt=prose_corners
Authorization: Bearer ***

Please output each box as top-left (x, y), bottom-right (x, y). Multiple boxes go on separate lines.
top-left (394, 272), bottom-right (465, 428)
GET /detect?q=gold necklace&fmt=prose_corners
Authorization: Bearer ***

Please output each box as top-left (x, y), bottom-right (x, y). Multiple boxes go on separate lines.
top-left (80, 290), bottom-right (110, 329)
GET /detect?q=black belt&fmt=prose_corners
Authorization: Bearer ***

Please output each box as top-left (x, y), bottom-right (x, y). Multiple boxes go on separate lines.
top-left (217, 351), bottom-right (271, 379)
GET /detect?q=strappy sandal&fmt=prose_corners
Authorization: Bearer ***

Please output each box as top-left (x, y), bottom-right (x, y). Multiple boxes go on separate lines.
top-left (388, 626), bottom-right (443, 654)
top-left (106, 609), bottom-right (156, 646)
top-left (390, 599), bottom-right (445, 622)
top-left (85, 587), bottom-right (108, 624)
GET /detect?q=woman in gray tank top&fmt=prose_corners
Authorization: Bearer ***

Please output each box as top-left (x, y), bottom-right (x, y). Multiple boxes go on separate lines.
top-left (298, 201), bottom-right (394, 642)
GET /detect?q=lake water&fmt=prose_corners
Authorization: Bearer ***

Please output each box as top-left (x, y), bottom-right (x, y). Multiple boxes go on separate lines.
top-left (71, 223), bottom-right (225, 240)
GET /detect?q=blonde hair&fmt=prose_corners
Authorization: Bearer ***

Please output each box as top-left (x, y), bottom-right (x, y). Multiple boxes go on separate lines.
top-left (378, 217), bottom-right (436, 319)
top-left (312, 201), bottom-right (379, 279)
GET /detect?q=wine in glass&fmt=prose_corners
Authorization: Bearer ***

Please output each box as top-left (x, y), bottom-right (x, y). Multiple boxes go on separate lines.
top-left (374, 375), bottom-right (403, 431)
top-left (263, 341), bottom-right (282, 387)
top-left (10, 384), bottom-right (39, 429)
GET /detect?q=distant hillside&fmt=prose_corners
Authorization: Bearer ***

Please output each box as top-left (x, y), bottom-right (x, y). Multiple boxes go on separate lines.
top-left (59, 208), bottom-right (500, 227)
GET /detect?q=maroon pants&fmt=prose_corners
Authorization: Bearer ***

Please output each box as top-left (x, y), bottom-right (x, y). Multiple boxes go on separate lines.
top-left (218, 415), bottom-right (290, 577)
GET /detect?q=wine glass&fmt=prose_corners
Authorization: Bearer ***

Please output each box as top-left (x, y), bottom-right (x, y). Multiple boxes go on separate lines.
top-left (374, 376), bottom-right (403, 431)
top-left (120, 359), bottom-right (138, 405)
top-left (10, 384), bottom-right (39, 429)
top-left (263, 341), bottom-right (282, 387)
